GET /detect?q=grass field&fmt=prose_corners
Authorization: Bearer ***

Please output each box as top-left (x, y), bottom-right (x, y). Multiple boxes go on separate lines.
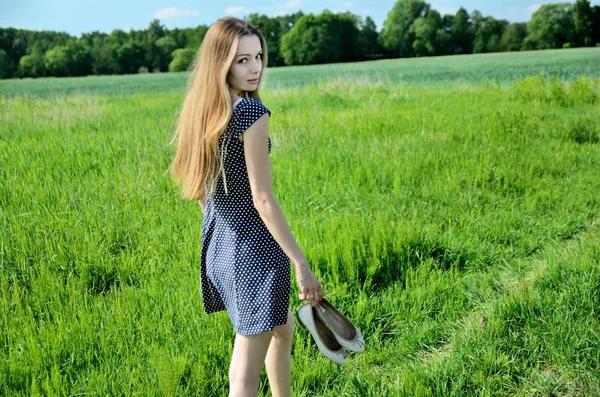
top-left (1, 49), bottom-right (600, 395)
top-left (1, 47), bottom-right (599, 98)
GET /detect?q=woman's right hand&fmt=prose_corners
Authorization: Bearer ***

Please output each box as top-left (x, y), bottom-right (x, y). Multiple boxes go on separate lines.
top-left (296, 266), bottom-right (323, 307)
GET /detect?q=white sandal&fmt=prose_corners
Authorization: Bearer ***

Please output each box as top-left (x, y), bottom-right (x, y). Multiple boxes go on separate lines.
top-left (314, 298), bottom-right (365, 353)
top-left (297, 303), bottom-right (348, 364)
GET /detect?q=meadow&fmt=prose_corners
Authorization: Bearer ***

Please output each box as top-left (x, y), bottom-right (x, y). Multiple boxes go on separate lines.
top-left (1, 47), bottom-right (599, 99)
top-left (1, 49), bottom-right (600, 396)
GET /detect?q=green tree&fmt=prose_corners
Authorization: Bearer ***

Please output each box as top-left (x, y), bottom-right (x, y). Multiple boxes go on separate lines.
top-left (472, 14), bottom-right (509, 53)
top-left (0, 28), bottom-right (16, 54)
top-left (85, 33), bottom-right (119, 75)
top-left (27, 31), bottom-right (70, 55)
top-left (66, 40), bottom-right (93, 76)
top-left (336, 12), bottom-right (362, 62)
top-left (109, 29), bottom-right (128, 46)
top-left (116, 42), bottom-right (145, 74)
top-left (1, 28), bottom-right (74, 78)
top-left (410, 9), bottom-right (442, 56)
top-left (0, 49), bottom-right (15, 78)
top-left (247, 13), bottom-right (285, 67)
top-left (168, 28), bottom-right (185, 48)
top-left (280, 11), bottom-right (360, 65)
top-left (501, 23), bottom-right (527, 51)
top-left (44, 46), bottom-right (70, 76)
top-left (450, 8), bottom-right (474, 54)
top-left (436, 13), bottom-right (454, 55)
top-left (185, 25), bottom-right (209, 50)
top-left (169, 48), bottom-right (196, 72)
top-left (145, 19), bottom-right (166, 71)
top-left (380, 0), bottom-right (430, 57)
top-left (592, 5), bottom-right (600, 45)
top-left (147, 19), bottom-right (165, 42)
top-left (18, 51), bottom-right (46, 77)
top-left (247, 11), bottom-right (305, 66)
top-left (10, 30), bottom-right (32, 73)
top-left (42, 41), bottom-right (92, 77)
top-left (358, 16), bottom-right (380, 59)
top-left (155, 36), bottom-right (177, 71)
top-left (524, 3), bottom-right (574, 49)
top-left (573, 0), bottom-right (594, 46)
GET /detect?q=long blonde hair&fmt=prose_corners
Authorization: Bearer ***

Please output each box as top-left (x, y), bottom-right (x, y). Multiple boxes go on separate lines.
top-left (169, 16), bottom-right (268, 201)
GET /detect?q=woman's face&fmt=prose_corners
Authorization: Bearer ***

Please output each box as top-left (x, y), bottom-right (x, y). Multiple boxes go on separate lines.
top-left (227, 34), bottom-right (263, 94)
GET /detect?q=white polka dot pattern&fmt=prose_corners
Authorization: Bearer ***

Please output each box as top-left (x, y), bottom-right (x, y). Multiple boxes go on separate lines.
top-left (199, 98), bottom-right (291, 336)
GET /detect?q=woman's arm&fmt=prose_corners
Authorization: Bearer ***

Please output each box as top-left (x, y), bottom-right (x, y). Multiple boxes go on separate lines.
top-left (242, 113), bottom-right (310, 274)
top-left (198, 198), bottom-right (205, 213)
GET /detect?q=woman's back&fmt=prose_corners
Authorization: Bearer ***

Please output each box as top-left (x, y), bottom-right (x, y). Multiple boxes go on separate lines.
top-left (208, 97), bottom-right (272, 200)
top-left (200, 97), bottom-right (290, 337)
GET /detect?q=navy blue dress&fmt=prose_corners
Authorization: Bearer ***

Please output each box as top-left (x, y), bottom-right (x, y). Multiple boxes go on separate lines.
top-left (200, 98), bottom-right (291, 336)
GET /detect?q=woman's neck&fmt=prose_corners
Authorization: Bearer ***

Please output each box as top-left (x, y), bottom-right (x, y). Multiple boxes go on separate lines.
top-left (229, 87), bottom-right (244, 97)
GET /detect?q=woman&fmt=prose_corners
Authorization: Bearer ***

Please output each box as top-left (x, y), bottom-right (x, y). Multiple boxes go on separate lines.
top-left (170, 16), bottom-right (323, 397)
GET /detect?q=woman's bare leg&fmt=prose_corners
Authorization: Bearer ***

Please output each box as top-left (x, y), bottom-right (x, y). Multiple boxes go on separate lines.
top-left (229, 329), bottom-right (274, 397)
top-left (264, 309), bottom-right (295, 397)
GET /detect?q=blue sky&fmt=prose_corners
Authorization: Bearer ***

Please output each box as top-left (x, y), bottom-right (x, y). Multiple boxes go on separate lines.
top-left (1, 0), bottom-right (596, 37)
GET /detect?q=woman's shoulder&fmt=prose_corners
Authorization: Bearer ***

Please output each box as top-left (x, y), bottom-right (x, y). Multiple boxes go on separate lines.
top-left (234, 97), bottom-right (271, 121)
top-left (230, 97), bottom-right (271, 134)
top-left (236, 97), bottom-right (267, 111)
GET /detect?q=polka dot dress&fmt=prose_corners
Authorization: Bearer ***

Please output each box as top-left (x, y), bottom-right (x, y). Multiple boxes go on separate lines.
top-left (199, 97), bottom-right (291, 336)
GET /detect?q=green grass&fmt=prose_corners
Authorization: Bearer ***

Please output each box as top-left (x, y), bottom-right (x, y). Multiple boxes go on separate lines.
top-left (1, 47), bottom-right (599, 99)
top-left (1, 56), bottom-right (599, 395)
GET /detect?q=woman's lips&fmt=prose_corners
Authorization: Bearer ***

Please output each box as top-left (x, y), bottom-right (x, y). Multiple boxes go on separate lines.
top-left (247, 78), bottom-right (259, 84)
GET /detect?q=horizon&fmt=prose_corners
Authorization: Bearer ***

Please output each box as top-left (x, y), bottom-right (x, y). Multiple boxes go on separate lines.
top-left (2, 0), bottom-right (597, 38)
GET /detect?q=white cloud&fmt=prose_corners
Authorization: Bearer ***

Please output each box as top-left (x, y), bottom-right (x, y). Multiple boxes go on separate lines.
top-left (504, 1), bottom-right (588, 22)
top-left (431, 3), bottom-right (457, 16)
top-left (225, 6), bottom-right (249, 16)
top-left (526, 3), bottom-right (541, 14)
top-left (343, 1), bottom-right (352, 8)
top-left (276, 0), bottom-right (303, 9)
top-left (503, 4), bottom-right (541, 22)
top-left (270, 0), bottom-right (303, 17)
top-left (154, 7), bottom-right (199, 19)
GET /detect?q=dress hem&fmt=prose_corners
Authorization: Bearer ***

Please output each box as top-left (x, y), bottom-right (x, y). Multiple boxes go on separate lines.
top-left (232, 312), bottom-right (290, 336)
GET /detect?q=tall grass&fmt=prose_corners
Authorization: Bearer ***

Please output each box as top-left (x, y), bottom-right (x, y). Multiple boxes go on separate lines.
top-left (1, 72), bottom-right (599, 395)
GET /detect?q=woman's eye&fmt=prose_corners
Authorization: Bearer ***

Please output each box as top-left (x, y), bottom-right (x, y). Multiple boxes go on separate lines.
top-left (238, 54), bottom-right (261, 64)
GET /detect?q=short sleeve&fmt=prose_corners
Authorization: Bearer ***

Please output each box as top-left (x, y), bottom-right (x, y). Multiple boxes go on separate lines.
top-left (235, 98), bottom-right (271, 138)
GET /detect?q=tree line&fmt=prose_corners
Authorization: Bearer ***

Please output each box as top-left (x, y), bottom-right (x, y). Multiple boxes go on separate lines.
top-left (1, 0), bottom-right (599, 80)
